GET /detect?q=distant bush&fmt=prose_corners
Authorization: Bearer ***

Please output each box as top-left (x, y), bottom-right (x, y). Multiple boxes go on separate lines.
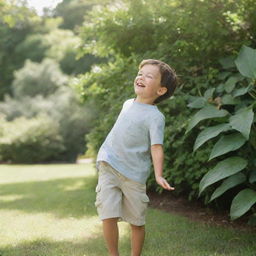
top-left (12, 58), bottom-right (68, 99)
top-left (0, 59), bottom-right (93, 163)
top-left (48, 86), bottom-right (94, 162)
top-left (0, 113), bottom-right (65, 163)
top-left (15, 33), bottom-right (49, 63)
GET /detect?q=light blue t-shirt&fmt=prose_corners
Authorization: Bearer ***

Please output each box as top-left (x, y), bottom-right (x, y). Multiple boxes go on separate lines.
top-left (96, 98), bottom-right (165, 184)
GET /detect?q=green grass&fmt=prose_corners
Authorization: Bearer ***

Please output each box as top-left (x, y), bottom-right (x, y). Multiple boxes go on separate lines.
top-left (0, 163), bottom-right (255, 256)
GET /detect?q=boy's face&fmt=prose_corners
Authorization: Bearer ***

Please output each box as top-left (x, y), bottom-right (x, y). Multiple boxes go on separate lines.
top-left (134, 64), bottom-right (167, 102)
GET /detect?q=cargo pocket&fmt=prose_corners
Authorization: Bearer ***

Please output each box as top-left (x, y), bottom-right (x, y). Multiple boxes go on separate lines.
top-left (95, 184), bottom-right (102, 208)
top-left (141, 194), bottom-right (150, 203)
top-left (141, 194), bottom-right (150, 215)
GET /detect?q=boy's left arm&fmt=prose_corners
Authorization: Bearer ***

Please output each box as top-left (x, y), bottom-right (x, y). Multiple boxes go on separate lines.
top-left (151, 144), bottom-right (175, 191)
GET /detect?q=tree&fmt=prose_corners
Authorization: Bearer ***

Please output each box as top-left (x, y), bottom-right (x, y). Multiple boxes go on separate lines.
top-left (0, 0), bottom-right (43, 100)
top-left (0, 58), bottom-right (93, 162)
top-left (53, 0), bottom-right (111, 31)
top-left (11, 58), bottom-right (68, 99)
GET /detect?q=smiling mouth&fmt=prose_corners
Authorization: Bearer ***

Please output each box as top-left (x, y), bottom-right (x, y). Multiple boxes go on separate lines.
top-left (136, 82), bottom-right (145, 88)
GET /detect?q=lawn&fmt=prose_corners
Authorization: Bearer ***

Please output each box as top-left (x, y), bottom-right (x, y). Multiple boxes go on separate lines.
top-left (0, 163), bottom-right (255, 256)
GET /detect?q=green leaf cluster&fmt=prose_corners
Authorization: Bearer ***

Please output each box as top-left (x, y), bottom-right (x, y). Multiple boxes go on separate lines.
top-left (187, 45), bottom-right (256, 222)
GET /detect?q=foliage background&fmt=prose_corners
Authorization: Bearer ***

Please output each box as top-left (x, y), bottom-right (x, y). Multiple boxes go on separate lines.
top-left (0, 0), bottom-right (105, 162)
top-left (77, 0), bottom-right (255, 193)
top-left (0, 0), bottom-right (255, 221)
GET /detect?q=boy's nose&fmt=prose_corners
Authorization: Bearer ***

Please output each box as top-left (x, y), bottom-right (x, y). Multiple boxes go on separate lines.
top-left (138, 75), bottom-right (145, 80)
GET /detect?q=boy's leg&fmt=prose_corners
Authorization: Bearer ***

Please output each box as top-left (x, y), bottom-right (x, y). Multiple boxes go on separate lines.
top-left (103, 218), bottom-right (120, 256)
top-left (130, 224), bottom-right (145, 256)
top-left (120, 177), bottom-right (149, 256)
top-left (95, 162), bottom-right (123, 255)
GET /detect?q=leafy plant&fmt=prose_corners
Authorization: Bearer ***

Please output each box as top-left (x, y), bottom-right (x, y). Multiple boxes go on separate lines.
top-left (0, 113), bottom-right (65, 163)
top-left (187, 45), bottom-right (256, 222)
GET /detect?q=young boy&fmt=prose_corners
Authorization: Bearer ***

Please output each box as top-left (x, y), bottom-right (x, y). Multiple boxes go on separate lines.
top-left (95, 59), bottom-right (177, 256)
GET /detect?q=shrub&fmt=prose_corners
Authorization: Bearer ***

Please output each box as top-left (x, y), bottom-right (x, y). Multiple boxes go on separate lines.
top-left (0, 59), bottom-right (93, 162)
top-left (11, 58), bottom-right (68, 99)
top-left (0, 113), bottom-right (65, 163)
top-left (74, 56), bottom-right (137, 156)
top-left (186, 45), bottom-right (256, 222)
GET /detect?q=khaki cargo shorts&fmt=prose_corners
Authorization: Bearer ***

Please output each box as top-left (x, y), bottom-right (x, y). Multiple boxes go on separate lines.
top-left (95, 161), bottom-right (150, 226)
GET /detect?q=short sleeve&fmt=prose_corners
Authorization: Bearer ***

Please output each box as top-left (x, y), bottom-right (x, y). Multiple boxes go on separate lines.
top-left (149, 114), bottom-right (165, 145)
top-left (121, 98), bottom-right (134, 110)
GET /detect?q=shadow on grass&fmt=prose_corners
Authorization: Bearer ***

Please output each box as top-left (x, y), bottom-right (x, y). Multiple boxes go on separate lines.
top-left (1, 216), bottom-right (255, 256)
top-left (0, 229), bottom-right (131, 256)
top-left (0, 176), bottom-right (98, 218)
top-left (0, 236), bottom-right (108, 256)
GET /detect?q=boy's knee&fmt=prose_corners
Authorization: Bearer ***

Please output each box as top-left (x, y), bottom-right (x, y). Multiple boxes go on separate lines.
top-left (130, 224), bottom-right (145, 229)
top-left (103, 217), bottom-right (119, 223)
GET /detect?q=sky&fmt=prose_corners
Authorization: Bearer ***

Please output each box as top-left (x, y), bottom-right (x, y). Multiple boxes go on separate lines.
top-left (26, 0), bottom-right (63, 15)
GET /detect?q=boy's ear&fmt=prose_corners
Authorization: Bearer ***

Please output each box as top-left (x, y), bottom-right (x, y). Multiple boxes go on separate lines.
top-left (157, 86), bottom-right (167, 96)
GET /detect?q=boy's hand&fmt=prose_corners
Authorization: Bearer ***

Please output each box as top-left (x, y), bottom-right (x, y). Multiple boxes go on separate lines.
top-left (156, 176), bottom-right (175, 191)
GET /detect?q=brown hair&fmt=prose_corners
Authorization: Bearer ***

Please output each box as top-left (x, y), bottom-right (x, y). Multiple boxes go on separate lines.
top-left (139, 59), bottom-right (178, 104)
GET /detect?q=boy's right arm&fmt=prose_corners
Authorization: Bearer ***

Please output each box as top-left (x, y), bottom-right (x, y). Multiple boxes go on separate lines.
top-left (151, 144), bottom-right (175, 191)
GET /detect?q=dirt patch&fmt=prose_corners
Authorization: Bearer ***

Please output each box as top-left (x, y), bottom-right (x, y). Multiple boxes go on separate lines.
top-left (148, 190), bottom-right (256, 232)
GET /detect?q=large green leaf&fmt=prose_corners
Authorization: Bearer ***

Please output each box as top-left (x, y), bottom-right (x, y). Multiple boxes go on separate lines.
top-left (230, 189), bottom-right (256, 220)
top-left (216, 83), bottom-right (225, 93)
top-left (187, 106), bottom-right (228, 133)
top-left (229, 107), bottom-right (254, 139)
top-left (187, 97), bottom-right (207, 109)
top-left (193, 123), bottom-right (231, 151)
top-left (210, 173), bottom-right (246, 202)
top-left (204, 88), bottom-right (215, 99)
top-left (235, 45), bottom-right (256, 78)
top-left (232, 85), bottom-right (252, 98)
top-left (224, 76), bottom-right (239, 93)
top-left (221, 94), bottom-right (239, 105)
top-left (209, 133), bottom-right (247, 160)
top-left (199, 157), bottom-right (247, 195)
top-left (218, 72), bottom-right (231, 81)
